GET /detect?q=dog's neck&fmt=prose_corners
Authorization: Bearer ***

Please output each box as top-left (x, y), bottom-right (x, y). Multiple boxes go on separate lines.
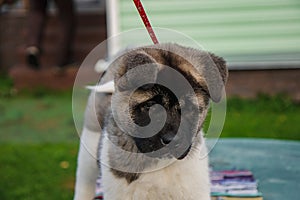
top-left (101, 120), bottom-right (206, 184)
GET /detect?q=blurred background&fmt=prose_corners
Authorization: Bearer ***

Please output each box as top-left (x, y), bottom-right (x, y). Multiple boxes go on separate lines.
top-left (0, 0), bottom-right (299, 199)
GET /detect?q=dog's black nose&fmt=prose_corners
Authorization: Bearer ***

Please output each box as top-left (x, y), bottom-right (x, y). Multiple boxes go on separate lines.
top-left (160, 133), bottom-right (175, 145)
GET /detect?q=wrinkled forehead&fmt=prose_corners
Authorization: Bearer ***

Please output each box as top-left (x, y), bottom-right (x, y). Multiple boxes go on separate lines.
top-left (128, 86), bottom-right (208, 108)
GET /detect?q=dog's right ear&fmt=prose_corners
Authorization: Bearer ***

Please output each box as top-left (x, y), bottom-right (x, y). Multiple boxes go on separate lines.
top-left (114, 51), bottom-right (159, 92)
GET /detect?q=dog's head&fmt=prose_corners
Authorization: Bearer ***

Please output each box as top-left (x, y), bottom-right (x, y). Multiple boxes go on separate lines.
top-left (111, 43), bottom-right (228, 160)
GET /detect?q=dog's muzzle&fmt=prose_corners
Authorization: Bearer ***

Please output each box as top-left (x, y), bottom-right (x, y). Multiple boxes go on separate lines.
top-left (133, 133), bottom-right (192, 160)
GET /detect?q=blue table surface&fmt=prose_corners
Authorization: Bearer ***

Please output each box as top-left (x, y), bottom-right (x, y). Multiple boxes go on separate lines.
top-left (209, 138), bottom-right (300, 200)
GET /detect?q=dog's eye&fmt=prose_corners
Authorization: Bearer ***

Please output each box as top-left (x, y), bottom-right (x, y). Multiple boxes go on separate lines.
top-left (141, 100), bottom-right (156, 112)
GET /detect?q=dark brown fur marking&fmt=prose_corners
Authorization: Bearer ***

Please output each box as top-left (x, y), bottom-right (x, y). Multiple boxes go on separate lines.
top-left (111, 169), bottom-right (140, 184)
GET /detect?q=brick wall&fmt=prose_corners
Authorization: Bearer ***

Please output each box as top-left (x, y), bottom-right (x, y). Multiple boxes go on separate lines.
top-left (0, 10), bottom-right (107, 90)
top-left (226, 69), bottom-right (300, 101)
top-left (0, 11), bottom-right (107, 70)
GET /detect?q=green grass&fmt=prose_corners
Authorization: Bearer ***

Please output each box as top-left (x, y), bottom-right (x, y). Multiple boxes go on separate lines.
top-left (0, 90), bottom-right (299, 199)
top-left (0, 143), bottom-right (77, 200)
top-left (221, 94), bottom-right (300, 140)
top-left (0, 93), bottom-right (77, 143)
top-left (0, 91), bottom-right (79, 199)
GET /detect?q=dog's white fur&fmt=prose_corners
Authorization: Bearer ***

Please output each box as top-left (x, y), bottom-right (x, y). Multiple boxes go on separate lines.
top-left (74, 125), bottom-right (210, 200)
top-left (101, 130), bottom-right (210, 200)
top-left (74, 127), bottom-right (100, 200)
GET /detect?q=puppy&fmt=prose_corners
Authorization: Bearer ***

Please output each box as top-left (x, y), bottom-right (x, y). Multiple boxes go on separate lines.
top-left (74, 43), bottom-right (228, 200)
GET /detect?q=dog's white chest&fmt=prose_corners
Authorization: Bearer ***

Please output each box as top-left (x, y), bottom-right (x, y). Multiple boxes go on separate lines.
top-left (101, 152), bottom-right (210, 200)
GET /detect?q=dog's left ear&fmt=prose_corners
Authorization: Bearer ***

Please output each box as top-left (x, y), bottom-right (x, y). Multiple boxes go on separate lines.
top-left (203, 52), bottom-right (228, 102)
top-left (208, 53), bottom-right (228, 86)
top-left (115, 50), bottom-right (159, 92)
top-left (165, 43), bottom-right (228, 103)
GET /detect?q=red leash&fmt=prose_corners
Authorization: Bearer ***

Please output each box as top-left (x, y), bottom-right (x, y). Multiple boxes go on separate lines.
top-left (133, 0), bottom-right (159, 44)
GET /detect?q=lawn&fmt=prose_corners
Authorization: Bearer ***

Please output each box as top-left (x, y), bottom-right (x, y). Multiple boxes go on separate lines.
top-left (0, 143), bottom-right (77, 200)
top-left (219, 94), bottom-right (300, 140)
top-left (0, 89), bottom-right (299, 199)
top-left (0, 91), bottom-right (78, 199)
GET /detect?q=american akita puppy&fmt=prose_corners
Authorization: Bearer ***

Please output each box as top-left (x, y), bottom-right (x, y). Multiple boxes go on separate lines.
top-left (74, 43), bottom-right (228, 200)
